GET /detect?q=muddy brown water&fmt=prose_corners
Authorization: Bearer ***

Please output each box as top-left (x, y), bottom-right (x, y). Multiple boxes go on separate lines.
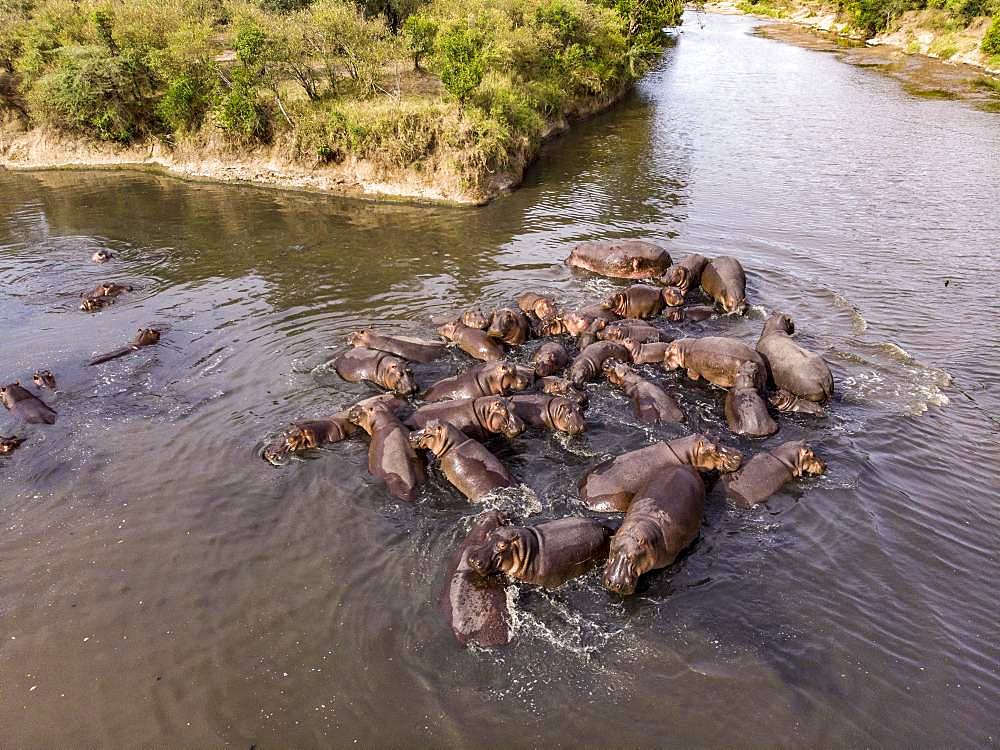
top-left (2, 12), bottom-right (999, 748)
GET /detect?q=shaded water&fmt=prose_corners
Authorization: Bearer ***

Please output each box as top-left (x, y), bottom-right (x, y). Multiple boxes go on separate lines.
top-left (2, 12), bottom-right (999, 747)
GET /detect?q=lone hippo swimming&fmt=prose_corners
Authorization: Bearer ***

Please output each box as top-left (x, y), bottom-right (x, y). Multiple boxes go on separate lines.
top-left (347, 329), bottom-right (446, 364)
top-left (439, 320), bottom-right (505, 362)
top-left (531, 341), bottom-right (570, 377)
top-left (88, 328), bottom-right (160, 366)
top-left (603, 465), bottom-right (705, 596)
top-left (332, 346), bottom-right (417, 395)
top-left (756, 312), bottom-right (834, 402)
top-left (467, 516), bottom-right (618, 589)
top-left (511, 394), bottom-right (586, 435)
top-left (568, 341), bottom-right (631, 385)
top-left (579, 434), bottom-right (742, 512)
top-left (663, 337), bottom-right (767, 390)
top-left (724, 362), bottom-right (778, 438)
top-left (91, 249), bottom-right (113, 263)
top-left (701, 256), bottom-right (748, 315)
top-left (0, 435), bottom-right (26, 455)
top-left (32, 370), bottom-right (56, 390)
top-left (348, 399), bottom-right (426, 501)
top-left (603, 360), bottom-right (685, 425)
top-left (409, 420), bottom-right (514, 502)
top-left (723, 440), bottom-right (825, 508)
top-left (602, 284), bottom-right (665, 319)
top-left (406, 396), bottom-right (525, 440)
top-left (565, 240), bottom-right (672, 280)
top-left (80, 282), bottom-right (133, 312)
top-left (0, 382), bottom-right (57, 425)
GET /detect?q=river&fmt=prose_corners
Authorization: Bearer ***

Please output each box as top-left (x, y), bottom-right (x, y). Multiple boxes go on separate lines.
top-left (1, 11), bottom-right (998, 747)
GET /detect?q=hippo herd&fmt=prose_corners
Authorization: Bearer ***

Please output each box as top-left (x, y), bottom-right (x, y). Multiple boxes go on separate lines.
top-left (264, 240), bottom-right (833, 647)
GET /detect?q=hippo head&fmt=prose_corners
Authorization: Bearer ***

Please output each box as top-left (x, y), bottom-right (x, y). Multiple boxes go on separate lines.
top-left (407, 419), bottom-right (448, 453)
top-left (663, 265), bottom-right (688, 289)
top-left (539, 377), bottom-right (588, 408)
top-left (486, 309), bottom-right (517, 340)
top-left (460, 308), bottom-right (490, 330)
top-left (383, 360), bottom-right (417, 396)
top-left (438, 320), bottom-right (459, 340)
top-left (564, 311), bottom-right (607, 336)
top-left (346, 329), bottom-right (372, 348)
top-left (691, 436), bottom-right (742, 473)
top-left (0, 384), bottom-right (12, 408)
top-left (598, 323), bottom-right (626, 342)
top-left (532, 297), bottom-right (556, 321)
top-left (481, 397), bottom-right (526, 438)
top-left (538, 317), bottom-right (568, 336)
top-left (618, 338), bottom-right (643, 362)
top-left (32, 370), bottom-right (56, 390)
top-left (0, 435), bottom-right (25, 454)
top-left (722, 294), bottom-right (748, 316)
top-left (134, 329), bottom-right (161, 347)
top-left (80, 297), bottom-right (106, 312)
top-left (601, 291), bottom-right (628, 317)
top-left (792, 442), bottom-right (826, 477)
top-left (764, 312), bottom-right (795, 337)
top-left (263, 423), bottom-right (320, 465)
top-left (549, 397), bottom-right (586, 435)
top-left (733, 362), bottom-right (760, 391)
top-left (602, 358), bottom-right (632, 387)
top-left (466, 526), bottom-right (526, 579)
top-left (662, 340), bottom-right (684, 370)
top-left (347, 402), bottom-right (382, 433)
top-left (661, 286), bottom-right (685, 307)
top-left (92, 250), bottom-right (113, 263)
top-left (603, 520), bottom-right (660, 595)
top-left (664, 308), bottom-right (684, 323)
top-left (510, 366), bottom-right (534, 393)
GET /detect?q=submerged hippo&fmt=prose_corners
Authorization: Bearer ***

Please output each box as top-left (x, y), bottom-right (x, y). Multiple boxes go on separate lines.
top-left (531, 341), bottom-right (570, 378)
top-left (604, 360), bottom-right (685, 425)
top-left (756, 313), bottom-right (834, 402)
top-left (580, 434), bottom-right (742, 512)
top-left (602, 284), bottom-right (664, 319)
top-left (511, 394), bottom-right (586, 435)
top-left (563, 305), bottom-right (620, 335)
top-left (537, 376), bottom-right (588, 408)
top-left (467, 516), bottom-right (619, 589)
top-left (409, 420), bottom-right (514, 501)
top-left (723, 440), bottom-right (825, 508)
top-left (348, 399), bottom-right (426, 501)
top-left (724, 362), bottom-right (778, 438)
top-left (88, 328), bottom-right (161, 367)
top-left (565, 240), bottom-right (672, 280)
top-left (663, 337), bottom-right (766, 390)
top-left (660, 253), bottom-right (709, 295)
top-left (599, 319), bottom-right (668, 345)
top-left (439, 320), bottom-right (505, 362)
top-left (701, 256), bottom-right (748, 315)
top-left (32, 370), bottom-right (56, 390)
top-left (769, 389), bottom-right (826, 416)
top-left (422, 362), bottom-right (530, 402)
top-left (80, 282), bottom-right (132, 312)
top-left (487, 308), bottom-right (532, 346)
top-left (568, 341), bottom-right (631, 385)
top-left (0, 435), bottom-right (26, 455)
top-left (406, 396), bottom-right (525, 440)
top-left (332, 346), bottom-right (417, 395)
top-left (347, 329), bottom-right (446, 364)
top-left (517, 292), bottom-right (557, 322)
top-left (665, 305), bottom-right (716, 324)
top-left (91, 249), bottom-right (113, 263)
top-left (442, 511), bottom-right (512, 647)
top-left (603, 465), bottom-right (705, 596)
top-left (0, 382), bottom-right (57, 425)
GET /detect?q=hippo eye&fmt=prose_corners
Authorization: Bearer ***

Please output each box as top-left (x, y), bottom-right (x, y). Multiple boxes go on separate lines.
top-left (495, 540), bottom-right (507, 552)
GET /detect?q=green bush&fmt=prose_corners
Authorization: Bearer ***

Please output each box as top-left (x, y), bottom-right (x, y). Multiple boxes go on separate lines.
top-left (214, 67), bottom-right (271, 140)
top-left (434, 21), bottom-right (485, 101)
top-left (983, 15), bottom-right (1000, 55)
top-left (403, 13), bottom-right (437, 70)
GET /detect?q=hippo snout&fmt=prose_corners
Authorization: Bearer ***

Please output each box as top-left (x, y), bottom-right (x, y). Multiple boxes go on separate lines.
top-left (602, 555), bottom-right (636, 595)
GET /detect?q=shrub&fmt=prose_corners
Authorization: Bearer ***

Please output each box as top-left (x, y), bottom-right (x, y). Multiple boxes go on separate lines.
top-left (214, 67), bottom-right (271, 140)
top-left (434, 21), bottom-right (485, 101)
top-left (403, 13), bottom-right (437, 70)
top-left (983, 15), bottom-right (1000, 55)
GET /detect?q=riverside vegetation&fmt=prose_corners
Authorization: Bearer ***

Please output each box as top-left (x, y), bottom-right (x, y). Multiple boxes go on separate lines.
top-left (0, 0), bottom-right (683, 202)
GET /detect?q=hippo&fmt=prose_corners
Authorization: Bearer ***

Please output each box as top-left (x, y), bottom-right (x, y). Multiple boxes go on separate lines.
top-left (263, 415), bottom-right (357, 464)
top-left (332, 346), bottom-right (417, 395)
top-left (347, 329), bottom-right (446, 364)
top-left (603, 360), bottom-right (685, 425)
top-left (487, 308), bottom-right (532, 346)
top-left (348, 399), bottom-right (426, 501)
top-left (701, 256), bottom-right (748, 315)
top-left (769, 389), bottom-right (826, 416)
top-left (663, 337), bottom-right (767, 390)
top-left (517, 292), bottom-right (557, 322)
top-left (88, 328), bottom-right (160, 366)
top-left (80, 295), bottom-right (112, 312)
top-left (660, 287), bottom-right (686, 307)
top-left (422, 362), bottom-right (530, 402)
top-left (620, 339), bottom-right (671, 365)
top-left (406, 396), bottom-right (525, 441)
top-left (602, 284), bottom-right (664, 319)
top-left (510, 394), bottom-right (586, 435)
top-left (32, 370), bottom-right (56, 390)
top-left (565, 240), bottom-right (672, 280)
top-left (0, 435), bottom-right (26, 455)
top-left (723, 440), bottom-right (825, 508)
top-left (724, 362), bottom-right (778, 438)
top-left (603, 465), bottom-right (705, 595)
top-left (531, 341), bottom-right (570, 378)
top-left (80, 282), bottom-right (132, 313)
top-left (756, 313), bottom-right (834, 402)
top-left (665, 305), bottom-right (717, 324)
top-left (536, 316), bottom-right (570, 336)
top-left (537, 376), bottom-right (588, 407)
top-left (568, 341), bottom-right (631, 385)
top-left (409, 420), bottom-right (514, 502)
top-left (467, 516), bottom-right (619, 589)
top-left (442, 511), bottom-right (512, 647)
top-left (598, 319), bottom-right (667, 344)
top-left (439, 320), bottom-right (505, 362)
top-left (563, 305), bottom-right (620, 336)
top-left (579, 434), bottom-right (742, 512)
top-left (0, 382), bottom-right (57, 425)
top-left (460, 308), bottom-right (490, 330)
top-left (660, 253), bottom-right (709, 295)
top-left (91, 249), bottom-right (113, 263)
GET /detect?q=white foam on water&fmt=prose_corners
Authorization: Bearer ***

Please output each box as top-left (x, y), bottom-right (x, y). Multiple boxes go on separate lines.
top-left (480, 484), bottom-right (543, 519)
top-left (832, 292), bottom-right (868, 334)
top-left (505, 585), bottom-right (625, 660)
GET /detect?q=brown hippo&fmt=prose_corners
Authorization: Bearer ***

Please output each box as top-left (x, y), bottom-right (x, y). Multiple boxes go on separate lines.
top-left (602, 284), bottom-right (665, 319)
top-left (467, 516), bottom-right (618, 589)
top-left (565, 240), bottom-right (672, 280)
top-left (724, 440), bottom-right (825, 508)
top-left (599, 319), bottom-right (667, 344)
top-left (422, 362), bottom-right (530, 402)
top-left (91, 249), bottom-right (113, 263)
top-left (769, 389), bottom-right (826, 416)
top-left (511, 394), bottom-right (586, 435)
top-left (348, 399), bottom-right (426, 501)
top-left (347, 329), bottom-right (446, 364)
top-left (442, 511), bottom-right (512, 647)
top-left (531, 341), bottom-right (570, 378)
top-left (88, 328), bottom-right (160, 366)
top-left (537, 376), bottom-right (588, 408)
top-left (665, 305), bottom-right (717, 324)
top-left (32, 370), bottom-right (56, 390)
top-left (603, 465), bottom-right (705, 596)
top-left (660, 253), bottom-right (709, 295)
top-left (80, 282), bottom-right (132, 312)
top-left (332, 347), bottom-right (417, 395)
top-left (439, 321), bottom-right (505, 362)
top-left (660, 287), bottom-right (686, 308)
top-left (568, 341), bottom-right (631, 385)
top-left (603, 360), bottom-right (685, 425)
top-left (0, 435), bottom-right (26, 455)
top-left (487, 308), bottom-right (532, 346)
top-left (620, 338), bottom-right (671, 365)
top-left (579, 434), bottom-right (742, 512)
top-left (409, 420), bottom-right (514, 502)
top-left (0, 382), bottom-right (57, 425)
top-left (536, 316), bottom-right (570, 336)
top-left (517, 292), bottom-right (557, 322)
top-left (756, 313), bottom-right (834, 402)
top-left (406, 396), bottom-right (525, 441)
top-left (663, 337), bottom-right (766, 390)
top-left (724, 362), bottom-right (778, 438)
top-left (701, 256), bottom-right (748, 315)
top-left (460, 308), bottom-right (490, 330)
